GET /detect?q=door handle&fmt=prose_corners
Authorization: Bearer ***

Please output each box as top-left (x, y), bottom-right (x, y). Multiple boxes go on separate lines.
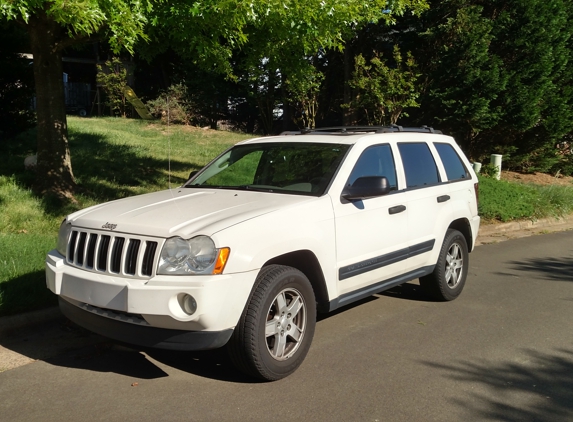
top-left (388, 205), bottom-right (406, 215)
top-left (437, 195), bottom-right (450, 203)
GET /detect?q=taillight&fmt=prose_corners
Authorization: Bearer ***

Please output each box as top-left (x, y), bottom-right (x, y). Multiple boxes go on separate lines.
top-left (474, 182), bottom-right (479, 207)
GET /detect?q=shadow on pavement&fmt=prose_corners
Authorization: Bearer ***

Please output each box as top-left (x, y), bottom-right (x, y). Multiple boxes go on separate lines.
top-left (0, 317), bottom-right (258, 383)
top-left (504, 256), bottom-right (573, 283)
top-left (42, 340), bottom-right (261, 384)
top-left (379, 281), bottom-right (435, 302)
top-left (145, 348), bottom-right (261, 384)
top-left (317, 281), bottom-right (433, 322)
top-left (45, 342), bottom-right (170, 380)
top-left (421, 348), bottom-right (573, 421)
top-left (0, 318), bottom-right (101, 366)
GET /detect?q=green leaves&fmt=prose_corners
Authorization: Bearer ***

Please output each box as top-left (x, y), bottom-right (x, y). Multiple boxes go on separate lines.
top-left (0, 0), bottom-right (152, 53)
top-left (285, 59), bottom-right (324, 128)
top-left (96, 57), bottom-right (129, 117)
top-left (346, 46), bottom-right (420, 125)
top-left (143, 0), bottom-right (429, 76)
top-left (394, 0), bottom-right (573, 173)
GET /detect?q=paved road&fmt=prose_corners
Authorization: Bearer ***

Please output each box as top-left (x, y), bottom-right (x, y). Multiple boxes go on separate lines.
top-left (1, 231), bottom-right (572, 421)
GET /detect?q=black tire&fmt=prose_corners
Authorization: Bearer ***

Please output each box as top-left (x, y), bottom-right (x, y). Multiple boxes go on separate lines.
top-left (419, 229), bottom-right (469, 301)
top-left (228, 265), bottom-right (316, 381)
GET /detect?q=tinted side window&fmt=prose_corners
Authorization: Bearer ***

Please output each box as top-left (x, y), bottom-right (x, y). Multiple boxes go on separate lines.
top-left (434, 143), bottom-right (469, 181)
top-left (398, 143), bottom-right (440, 188)
top-left (347, 144), bottom-right (397, 190)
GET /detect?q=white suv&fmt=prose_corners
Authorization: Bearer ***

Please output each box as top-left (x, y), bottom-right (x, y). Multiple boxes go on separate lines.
top-left (46, 126), bottom-right (480, 380)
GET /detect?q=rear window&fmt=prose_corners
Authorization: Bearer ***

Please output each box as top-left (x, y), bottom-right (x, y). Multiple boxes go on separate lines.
top-left (398, 143), bottom-right (440, 188)
top-left (434, 143), bottom-right (469, 181)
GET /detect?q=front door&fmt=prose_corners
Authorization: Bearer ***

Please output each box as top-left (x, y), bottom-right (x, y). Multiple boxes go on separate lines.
top-left (333, 144), bottom-right (412, 297)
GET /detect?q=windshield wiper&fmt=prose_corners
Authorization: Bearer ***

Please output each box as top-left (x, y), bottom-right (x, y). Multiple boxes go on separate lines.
top-left (183, 184), bottom-right (275, 193)
top-left (234, 185), bottom-right (274, 192)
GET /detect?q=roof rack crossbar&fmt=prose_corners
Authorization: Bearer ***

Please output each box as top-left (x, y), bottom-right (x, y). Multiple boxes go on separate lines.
top-left (295, 126), bottom-right (442, 135)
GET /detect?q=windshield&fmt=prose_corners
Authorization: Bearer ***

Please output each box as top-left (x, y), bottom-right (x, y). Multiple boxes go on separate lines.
top-left (185, 142), bottom-right (350, 196)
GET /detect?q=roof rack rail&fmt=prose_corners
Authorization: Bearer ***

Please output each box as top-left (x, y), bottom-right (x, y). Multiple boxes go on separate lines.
top-left (292, 125), bottom-right (442, 135)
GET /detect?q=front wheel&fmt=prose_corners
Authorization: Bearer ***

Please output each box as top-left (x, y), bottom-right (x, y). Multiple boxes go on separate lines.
top-left (228, 265), bottom-right (316, 381)
top-left (420, 229), bottom-right (469, 301)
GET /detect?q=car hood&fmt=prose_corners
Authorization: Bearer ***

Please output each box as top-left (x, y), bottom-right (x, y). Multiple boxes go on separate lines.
top-left (67, 188), bottom-right (314, 238)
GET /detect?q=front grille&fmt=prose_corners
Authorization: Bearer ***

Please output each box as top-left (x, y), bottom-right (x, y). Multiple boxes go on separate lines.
top-left (67, 229), bottom-right (160, 278)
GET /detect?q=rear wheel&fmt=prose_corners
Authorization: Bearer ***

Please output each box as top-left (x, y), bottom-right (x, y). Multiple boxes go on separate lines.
top-left (228, 265), bottom-right (316, 381)
top-left (420, 229), bottom-right (468, 301)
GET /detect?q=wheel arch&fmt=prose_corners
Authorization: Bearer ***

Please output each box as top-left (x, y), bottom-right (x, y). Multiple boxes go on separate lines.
top-left (263, 250), bottom-right (330, 313)
top-left (448, 218), bottom-right (473, 252)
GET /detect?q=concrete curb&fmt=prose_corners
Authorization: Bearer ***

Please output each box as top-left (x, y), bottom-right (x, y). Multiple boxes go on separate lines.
top-left (2, 213), bottom-right (573, 338)
top-left (476, 214), bottom-right (573, 246)
top-left (479, 214), bottom-right (573, 235)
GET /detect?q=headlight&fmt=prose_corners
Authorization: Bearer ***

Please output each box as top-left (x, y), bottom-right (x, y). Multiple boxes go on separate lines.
top-left (56, 220), bottom-right (72, 257)
top-left (158, 236), bottom-right (229, 275)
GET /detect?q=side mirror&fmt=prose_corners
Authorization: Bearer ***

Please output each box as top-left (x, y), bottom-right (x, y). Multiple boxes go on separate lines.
top-left (341, 176), bottom-right (391, 201)
top-left (188, 170), bottom-right (199, 181)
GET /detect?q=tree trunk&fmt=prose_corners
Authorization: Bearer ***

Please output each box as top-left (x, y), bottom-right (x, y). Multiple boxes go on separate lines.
top-left (28, 12), bottom-right (76, 199)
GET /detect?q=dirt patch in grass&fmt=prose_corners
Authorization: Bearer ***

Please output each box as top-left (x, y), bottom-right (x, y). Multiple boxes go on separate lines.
top-left (501, 170), bottom-right (573, 186)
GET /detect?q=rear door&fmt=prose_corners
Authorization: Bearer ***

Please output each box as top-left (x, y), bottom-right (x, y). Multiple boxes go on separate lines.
top-left (397, 142), bottom-right (453, 269)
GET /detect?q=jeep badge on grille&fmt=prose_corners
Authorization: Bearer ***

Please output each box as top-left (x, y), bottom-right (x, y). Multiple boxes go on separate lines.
top-left (102, 222), bottom-right (117, 230)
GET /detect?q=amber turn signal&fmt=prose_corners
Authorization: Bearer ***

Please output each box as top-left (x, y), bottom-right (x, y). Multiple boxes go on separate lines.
top-left (213, 247), bottom-right (230, 274)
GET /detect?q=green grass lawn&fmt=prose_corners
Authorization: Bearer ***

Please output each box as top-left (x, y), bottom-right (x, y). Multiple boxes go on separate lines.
top-left (1, 117), bottom-right (572, 316)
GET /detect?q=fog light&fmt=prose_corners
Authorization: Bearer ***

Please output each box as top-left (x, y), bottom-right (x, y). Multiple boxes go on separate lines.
top-left (181, 294), bottom-right (197, 315)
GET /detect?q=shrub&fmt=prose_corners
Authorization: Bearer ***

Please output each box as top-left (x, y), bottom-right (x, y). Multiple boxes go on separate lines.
top-left (534, 184), bottom-right (573, 218)
top-left (96, 57), bottom-right (129, 117)
top-left (478, 175), bottom-right (573, 222)
top-left (478, 176), bottom-right (538, 221)
top-left (146, 83), bottom-right (193, 125)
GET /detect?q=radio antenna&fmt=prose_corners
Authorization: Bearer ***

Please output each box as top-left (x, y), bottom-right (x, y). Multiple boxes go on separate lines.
top-left (167, 94), bottom-right (171, 189)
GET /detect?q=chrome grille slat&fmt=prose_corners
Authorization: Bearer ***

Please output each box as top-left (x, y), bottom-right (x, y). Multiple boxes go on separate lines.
top-left (76, 232), bottom-right (87, 265)
top-left (124, 239), bottom-right (141, 275)
top-left (98, 235), bottom-right (111, 271)
top-left (66, 229), bottom-right (159, 279)
top-left (111, 237), bottom-right (125, 273)
top-left (142, 241), bottom-right (157, 277)
top-left (68, 231), bottom-right (78, 262)
top-left (86, 234), bottom-right (97, 268)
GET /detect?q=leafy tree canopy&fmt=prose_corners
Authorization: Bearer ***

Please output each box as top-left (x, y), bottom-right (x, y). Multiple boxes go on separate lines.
top-left (0, 0), bottom-right (152, 53)
top-left (143, 0), bottom-right (429, 74)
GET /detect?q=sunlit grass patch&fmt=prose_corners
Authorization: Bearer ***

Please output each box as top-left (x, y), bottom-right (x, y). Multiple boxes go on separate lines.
top-left (0, 176), bottom-right (60, 235)
top-left (0, 233), bottom-right (57, 315)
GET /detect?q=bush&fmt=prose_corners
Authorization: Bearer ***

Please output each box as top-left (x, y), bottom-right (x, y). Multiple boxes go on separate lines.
top-left (96, 57), bottom-right (129, 117)
top-left (478, 175), bottom-right (573, 222)
top-left (534, 184), bottom-right (573, 218)
top-left (146, 83), bottom-right (194, 125)
top-left (478, 176), bottom-right (537, 221)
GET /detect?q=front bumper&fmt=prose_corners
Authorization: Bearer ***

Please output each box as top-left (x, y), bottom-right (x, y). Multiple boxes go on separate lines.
top-left (46, 249), bottom-right (257, 334)
top-left (58, 297), bottom-right (233, 350)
